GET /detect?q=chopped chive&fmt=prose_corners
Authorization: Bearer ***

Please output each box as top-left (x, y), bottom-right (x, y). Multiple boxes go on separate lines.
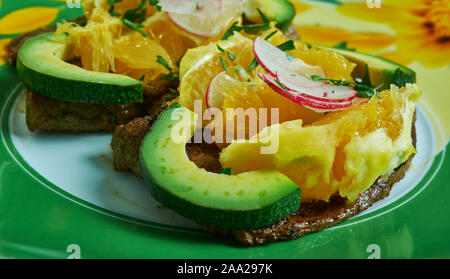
top-left (156, 55), bottom-right (172, 71)
top-left (246, 58), bottom-right (259, 73)
top-left (139, 74), bottom-right (146, 81)
top-left (149, 0), bottom-right (162, 11)
top-left (219, 56), bottom-right (227, 71)
top-left (274, 79), bottom-right (286, 90)
top-left (169, 88), bottom-right (178, 95)
top-left (311, 75), bottom-right (383, 98)
top-left (264, 30), bottom-right (278, 40)
top-left (277, 40), bottom-right (295, 51)
top-left (221, 21), bottom-right (243, 40)
top-left (122, 18), bottom-right (148, 37)
top-left (216, 44), bottom-right (225, 52)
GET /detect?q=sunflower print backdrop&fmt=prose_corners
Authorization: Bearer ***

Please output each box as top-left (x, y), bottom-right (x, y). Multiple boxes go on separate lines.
top-left (0, 0), bottom-right (449, 150)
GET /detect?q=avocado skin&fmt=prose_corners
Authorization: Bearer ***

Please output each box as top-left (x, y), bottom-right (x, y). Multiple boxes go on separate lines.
top-left (140, 152), bottom-right (301, 230)
top-left (16, 33), bottom-right (143, 105)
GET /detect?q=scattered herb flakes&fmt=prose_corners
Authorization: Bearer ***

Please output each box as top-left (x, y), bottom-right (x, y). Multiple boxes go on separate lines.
top-left (169, 88), bottom-right (178, 95)
top-left (150, 0), bottom-right (162, 11)
top-left (247, 41), bottom-right (296, 73)
top-left (221, 22), bottom-right (243, 40)
top-left (333, 41), bottom-right (356, 51)
top-left (311, 75), bottom-right (383, 98)
top-left (157, 56), bottom-right (179, 82)
top-left (139, 74), bottom-right (146, 81)
top-left (264, 30), bottom-right (278, 40)
top-left (277, 40), bottom-right (295, 51)
top-left (246, 58), bottom-right (259, 73)
top-left (220, 168), bottom-right (231, 175)
top-left (156, 55), bottom-right (172, 71)
top-left (274, 79), bottom-right (286, 90)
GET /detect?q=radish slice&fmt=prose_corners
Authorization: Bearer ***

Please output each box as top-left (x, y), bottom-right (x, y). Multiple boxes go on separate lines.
top-left (253, 36), bottom-right (326, 88)
top-left (162, 0), bottom-right (242, 38)
top-left (275, 73), bottom-right (357, 103)
top-left (258, 73), bottom-right (353, 112)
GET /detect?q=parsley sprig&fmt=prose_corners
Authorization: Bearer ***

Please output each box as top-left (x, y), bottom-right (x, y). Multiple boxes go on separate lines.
top-left (310, 75), bottom-right (383, 98)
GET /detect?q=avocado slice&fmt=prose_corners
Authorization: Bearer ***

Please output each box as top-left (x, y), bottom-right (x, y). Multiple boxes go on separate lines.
top-left (139, 103), bottom-right (301, 229)
top-left (322, 46), bottom-right (416, 90)
top-left (244, 0), bottom-right (296, 32)
top-left (17, 33), bottom-right (142, 104)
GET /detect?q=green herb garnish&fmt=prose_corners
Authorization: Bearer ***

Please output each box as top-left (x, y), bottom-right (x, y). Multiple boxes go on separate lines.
top-left (221, 9), bottom-right (270, 40)
top-left (246, 58), bottom-right (259, 73)
top-left (169, 88), bottom-right (178, 95)
top-left (220, 168), bottom-right (231, 175)
top-left (139, 74), bottom-right (146, 81)
top-left (219, 56), bottom-right (227, 71)
top-left (216, 44), bottom-right (225, 52)
top-left (221, 21), bottom-right (243, 40)
top-left (227, 52), bottom-right (236, 61)
top-left (277, 40), bottom-right (295, 51)
top-left (157, 56), bottom-right (179, 82)
top-left (122, 18), bottom-right (148, 37)
top-left (333, 41), bottom-right (355, 51)
top-left (150, 0), bottom-right (162, 11)
top-left (246, 41), bottom-right (296, 73)
top-left (264, 30), bottom-right (278, 40)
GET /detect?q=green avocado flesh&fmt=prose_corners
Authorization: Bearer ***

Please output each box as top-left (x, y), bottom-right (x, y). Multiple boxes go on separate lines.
top-left (244, 0), bottom-right (295, 32)
top-left (17, 33), bottom-right (142, 104)
top-left (139, 104), bottom-right (301, 229)
top-left (326, 47), bottom-right (416, 90)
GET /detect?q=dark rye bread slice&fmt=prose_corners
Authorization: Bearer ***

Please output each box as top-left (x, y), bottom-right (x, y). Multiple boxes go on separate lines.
top-left (204, 113), bottom-right (417, 245)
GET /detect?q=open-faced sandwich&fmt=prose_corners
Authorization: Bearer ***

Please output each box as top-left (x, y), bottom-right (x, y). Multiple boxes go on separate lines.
top-left (10, 0), bottom-right (421, 246)
top-left (115, 6), bottom-right (420, 245)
